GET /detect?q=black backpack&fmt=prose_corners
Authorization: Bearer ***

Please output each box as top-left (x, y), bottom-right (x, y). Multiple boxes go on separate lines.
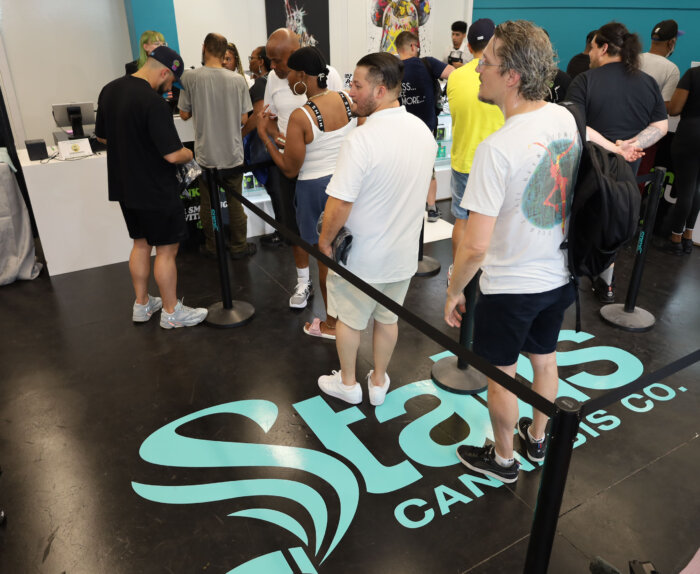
top-left (560, 101), bottom-right (641, 329)
top-left (420, 57), bottom-right (444, 117)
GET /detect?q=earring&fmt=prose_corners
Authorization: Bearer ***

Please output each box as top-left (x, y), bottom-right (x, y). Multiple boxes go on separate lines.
top-left (293, 81), bottom-right (308, 96)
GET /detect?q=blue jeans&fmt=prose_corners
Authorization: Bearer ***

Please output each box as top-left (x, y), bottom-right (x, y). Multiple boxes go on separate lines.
top-left (450, 168), bottom-right (470, 219)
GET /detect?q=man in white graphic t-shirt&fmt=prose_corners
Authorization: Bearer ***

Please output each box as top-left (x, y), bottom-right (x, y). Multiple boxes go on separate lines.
top-left (444, 20), bottom-right (581, 483)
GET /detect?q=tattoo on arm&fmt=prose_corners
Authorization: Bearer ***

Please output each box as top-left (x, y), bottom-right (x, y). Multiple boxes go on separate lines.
top-left (634, 126), bottom-right (663, 149)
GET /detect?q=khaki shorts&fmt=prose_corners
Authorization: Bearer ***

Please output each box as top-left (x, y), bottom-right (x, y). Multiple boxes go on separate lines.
top-left (326, 270), bottom-right (411, 331)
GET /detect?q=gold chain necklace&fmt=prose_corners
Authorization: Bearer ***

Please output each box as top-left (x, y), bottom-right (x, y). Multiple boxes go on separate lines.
top-left (307, 90), bottom-right (330, 101)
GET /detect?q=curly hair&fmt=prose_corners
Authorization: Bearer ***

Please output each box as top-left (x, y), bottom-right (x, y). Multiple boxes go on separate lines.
top-left (493, 20), bottom-right (557, 101)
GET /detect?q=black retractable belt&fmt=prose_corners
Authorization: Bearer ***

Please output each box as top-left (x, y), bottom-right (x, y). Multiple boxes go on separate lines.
top-left (201, 167), bottom-right (255, 328)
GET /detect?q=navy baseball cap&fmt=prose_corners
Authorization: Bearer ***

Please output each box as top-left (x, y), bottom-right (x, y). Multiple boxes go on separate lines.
top-left (467, 18), bottom-right (496, 46)
top-left (651, 20), bottom-right (684, 41)
top-left (149, 45), bottom-right (185, 88)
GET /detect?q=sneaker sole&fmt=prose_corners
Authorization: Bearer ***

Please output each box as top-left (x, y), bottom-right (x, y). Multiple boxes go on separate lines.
top-left (289, 292), bottom-right (313, 309)
top-left (133, 303), bottom-right (163, 323)
top-left (159, 316), bottom-right (207, 329)
top-left (456, 450), bottom-right (519, 484)
top-left (318, 382), bottom-right (362, 405)
top-left (517, 427), bottom-right (545, 463)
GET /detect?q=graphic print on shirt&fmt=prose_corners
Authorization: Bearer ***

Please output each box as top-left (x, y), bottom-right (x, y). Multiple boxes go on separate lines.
top-left (522, 137), bottom-right (579, 232)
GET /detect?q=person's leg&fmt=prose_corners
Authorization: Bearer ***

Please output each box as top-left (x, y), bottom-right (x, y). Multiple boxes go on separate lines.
top-left (528, 351), bottom-right (559, 439)
top-left (370, 320), bottom-right (398, 386)
top-left (197, 175), bottom-right (216, 253)
top-left (486, 363), bottom-right (519, 460)
top-left (450, 169), bottom-right (470, 261)
top-left (336, 320), bottom-right (361, 386)
top-left (426, 176), bottom-right (438, 209)
top-left (317, 259), bottom-right (336, 329)
top-left (129, 238), bottom-right (152, 305)
top-left (670, 152), bottom-right (700, 235)
top-left (154, 243), bottom-right (179, 313)
top-left (223, 173), bottom-right (248, 253)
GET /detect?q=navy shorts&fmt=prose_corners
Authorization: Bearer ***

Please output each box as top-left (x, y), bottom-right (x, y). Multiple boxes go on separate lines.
top-left (120, 203), bottom-right (188, 246)
top-left (473, 282), bottom-right (576, 366)
top-left (294, 174), bottom-right (331, 245)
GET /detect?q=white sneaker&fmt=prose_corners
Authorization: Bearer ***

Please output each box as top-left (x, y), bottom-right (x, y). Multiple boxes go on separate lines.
top-left (289, 280), bottom-right (313, 309)
top-left (132, 294), bottom-right (162, 322)
top-left (367, 370), bottom-right (390, 406)
top-left (159, 299), bottom-right (208, 329)
top-left (318, 370), bottom-right (362, 404)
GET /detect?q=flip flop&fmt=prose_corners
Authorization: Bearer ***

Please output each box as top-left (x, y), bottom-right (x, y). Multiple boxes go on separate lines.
top-left (303, 318), bottom-right (336, 340)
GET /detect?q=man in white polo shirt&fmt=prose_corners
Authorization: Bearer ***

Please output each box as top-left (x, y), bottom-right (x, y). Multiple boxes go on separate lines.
top-left (317, 52), bottom-right (437, 407)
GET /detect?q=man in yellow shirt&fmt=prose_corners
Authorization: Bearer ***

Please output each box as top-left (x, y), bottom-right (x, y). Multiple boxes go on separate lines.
top-left (446, 18), bottom-right (504, 276)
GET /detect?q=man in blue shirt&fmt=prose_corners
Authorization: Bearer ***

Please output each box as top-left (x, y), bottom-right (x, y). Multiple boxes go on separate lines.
top-left (396, 30), bottom-right (454, 221)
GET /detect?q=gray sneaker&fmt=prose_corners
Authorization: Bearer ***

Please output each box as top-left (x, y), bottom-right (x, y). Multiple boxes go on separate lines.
top-left (159, 299), bottom-right (208, 329)
top-left (132, 294), bottom-right (162, 323)
top-left (289, 280), bottom-right (313, 309)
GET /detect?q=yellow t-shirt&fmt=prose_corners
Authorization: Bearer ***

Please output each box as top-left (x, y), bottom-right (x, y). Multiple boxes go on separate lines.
top-left (447, 59), bottom-right (505, 174)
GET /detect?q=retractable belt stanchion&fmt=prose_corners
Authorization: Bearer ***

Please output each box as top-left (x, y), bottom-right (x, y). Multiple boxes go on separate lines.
top-left (202, 167), bottom-right (255, 328)
top-left (431, 271), bottom-right (488, 394)
top-left (600, 167), bottom-right (666, 332)
top-left (415, 219), bottom-right (441, 277)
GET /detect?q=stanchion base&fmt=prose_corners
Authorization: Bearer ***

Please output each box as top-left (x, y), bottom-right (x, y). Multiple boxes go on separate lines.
top-left (415, 256), bottom-right (441, 277)
top-left (205, 301), bottom-right (255, 328)
top-left (431, 356), bottom-right (488, 394)
top-left (600, 303), bottom-right (655, 332)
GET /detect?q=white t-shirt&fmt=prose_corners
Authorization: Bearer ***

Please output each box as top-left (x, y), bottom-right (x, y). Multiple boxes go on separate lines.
top-left (639, 53), bottom-right (680, 101)
top-left (461, 103), bottom-right (581, 295)
top-left (263, 65), bottom-right (343, 135)
top-left (326, 106), bottom-right (437, 283)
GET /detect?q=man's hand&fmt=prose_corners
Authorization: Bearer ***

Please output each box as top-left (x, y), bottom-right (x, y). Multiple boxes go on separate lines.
top-left (319, 242), bottom-right (333, 259)
top-left (615, 139), bottom-right (645, 162)
top-left (444, 289), bottom-right (466, 328)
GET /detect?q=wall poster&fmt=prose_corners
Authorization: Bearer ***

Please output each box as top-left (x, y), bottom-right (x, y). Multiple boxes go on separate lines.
top-left (265, 0), bottom-right (331, 63)
top-left (367, 0), bottom-right (433, 55)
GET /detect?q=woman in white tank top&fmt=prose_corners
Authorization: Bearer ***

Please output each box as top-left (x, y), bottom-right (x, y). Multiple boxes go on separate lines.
top-left (258, 47), bottom-right (358, 340)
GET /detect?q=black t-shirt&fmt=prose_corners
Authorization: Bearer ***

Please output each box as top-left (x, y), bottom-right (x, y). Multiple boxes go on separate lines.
top-left (95, 75), bottom-right (183, 210)
top-left (545, 69), bottom-right (571, 103)
top-left (400, 56), bottom-right (446, 133)
top-left (566, 62), bottom-right (667, 142)
top-left (673, 67), bottom-right (700, 149)
top-left (249, 75), bottom-right (267, 104)
top-left (566, 53), bottom-right (590, 80)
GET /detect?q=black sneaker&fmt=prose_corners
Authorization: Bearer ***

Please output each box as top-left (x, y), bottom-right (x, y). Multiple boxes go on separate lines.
top-left (230, 242), bottom-right (257, 260)
top-left (682, 237), bottom-right (693, 255)
top-left (456, 444), bottom-right (520, 483)
top-left (517, 417), bottom-right (548, 462)
top-left (427, 205), bottom-right (441, 222)
top-left (260, 231), bottom-right (284, 247)
top-left (662, 238), bottom-right (685, 256)
top-left (592, 277), bottom-right (615, 304)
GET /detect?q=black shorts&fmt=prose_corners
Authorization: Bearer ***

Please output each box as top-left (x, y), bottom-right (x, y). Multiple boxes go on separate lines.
top-left (120, 203), bottom-right (188, 246)
top-left (473, 282), bottom-right (576, 366)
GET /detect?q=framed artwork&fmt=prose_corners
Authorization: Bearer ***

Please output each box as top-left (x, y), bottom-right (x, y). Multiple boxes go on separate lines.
top-left (265, 0), bottom-right (331, 62)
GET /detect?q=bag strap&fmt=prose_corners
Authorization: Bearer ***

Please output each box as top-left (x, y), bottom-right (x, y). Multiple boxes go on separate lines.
top-left (338, 91), bottom-right (353, 121)
top-left (305, 100), bottom-right (325, 132)
top-left (559, 101), bottom-right (586, 146)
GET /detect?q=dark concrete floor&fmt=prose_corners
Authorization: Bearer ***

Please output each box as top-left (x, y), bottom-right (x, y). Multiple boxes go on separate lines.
top-left (1, 201), bottom-right (699, 574)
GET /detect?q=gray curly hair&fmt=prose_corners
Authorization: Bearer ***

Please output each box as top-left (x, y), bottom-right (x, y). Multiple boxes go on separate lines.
top-left (493, 20), bottom-right (557, 101)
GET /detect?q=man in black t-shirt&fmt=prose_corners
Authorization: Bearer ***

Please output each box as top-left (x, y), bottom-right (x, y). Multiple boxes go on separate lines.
top-left (566, 22), bottom-right (667, 304)
top-left (396, 30), bottom-right (454, 221)
top-left (566, 30), bottom-right (595, 80)
top-left (95, 46), bottom-right (208, 329)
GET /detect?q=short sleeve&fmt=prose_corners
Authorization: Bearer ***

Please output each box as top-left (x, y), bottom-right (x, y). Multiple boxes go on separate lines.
top-left (148, 99), bottom-right (183, 157)
top-left (565, 72), bottom-right (587, 121)
top-left (95, 87), bottom-right (106, 139)
top-left (461, 140), bottom-right (507, 217)
top-left (649, 80), bottom-right (668, 123)
top-left (249, 78), bottom-right (266, 104)
top-left (325, 132), bottom-right (366, 203)
top-left (326, 66), bottom-right (344, 91)
top-left (661, 66), bottom-right (680, 101)
top-left (427, 56), bottom-right (447, 79)
top-left (677, 68), bottom-right (692, 91)
top-left (178, 71), bottom-right (192, 112)
top-left (263, 74), bottom-right (277, 115)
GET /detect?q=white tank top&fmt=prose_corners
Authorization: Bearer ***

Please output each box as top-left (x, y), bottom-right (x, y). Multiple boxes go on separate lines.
top-left (298, 92), bottom-right (357, 181)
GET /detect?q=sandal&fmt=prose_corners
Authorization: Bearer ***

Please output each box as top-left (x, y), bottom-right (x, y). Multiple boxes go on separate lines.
top-left (303, 318), bottom-right (336, 340)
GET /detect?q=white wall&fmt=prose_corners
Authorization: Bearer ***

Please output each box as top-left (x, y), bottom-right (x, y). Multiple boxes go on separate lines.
top-left (0, 0), bottom-right (132, 144)
top-left (173, 0), bottom-right (268, 75)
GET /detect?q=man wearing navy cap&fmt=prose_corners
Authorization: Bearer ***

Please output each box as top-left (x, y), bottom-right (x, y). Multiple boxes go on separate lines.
top-left (96, 46), bottom-right (208, 329)
top-left (640, 19), bottom-right (682, 111)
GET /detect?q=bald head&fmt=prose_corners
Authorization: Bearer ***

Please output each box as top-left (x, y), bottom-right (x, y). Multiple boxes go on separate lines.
top-left (266, 28), bottom-right (300, 78)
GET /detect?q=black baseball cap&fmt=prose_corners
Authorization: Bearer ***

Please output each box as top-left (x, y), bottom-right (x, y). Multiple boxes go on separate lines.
top-left (651, 20), bottom-right (684, 41)
top-left (149, 45), bottom-right (185, 87)
top-left (467, 18), bottom-right (495, 46)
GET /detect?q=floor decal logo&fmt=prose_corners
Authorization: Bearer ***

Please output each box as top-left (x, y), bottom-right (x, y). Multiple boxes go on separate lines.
top-left (132, 330), bottom-right (687, 572)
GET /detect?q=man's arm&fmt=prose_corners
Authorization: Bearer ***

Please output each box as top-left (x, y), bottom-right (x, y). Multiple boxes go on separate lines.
top-left (440, 64), bottom-right (456, 79)
top-left (179, 110), bottom-right (192, 121)
top-left (96, 137), bottom-right (107, 145)
top-left (163, 146), bottom-right (193, 164)
top-left (667, 88), bottom-right (689, 117)
top-left (240, 112), bottom-right (249, 126)
top-left (242, 99), bottom-right (265, 137)
top-left (444, 212), bottom-right (496, 327)
top-left (260, 109), bottom-right (307, 178)
top-left (620, 119), bottom-right (668, 150)
top-left (586, 127), bottom-right (644, 162)
top-left (318, 196), bottom-right (353, 258)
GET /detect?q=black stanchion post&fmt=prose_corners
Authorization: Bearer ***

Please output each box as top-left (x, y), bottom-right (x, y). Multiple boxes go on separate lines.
top-left (202, 167), bottom-right (255, 328)
top-left (523, 397), bottom-right (581, 574)
top-left (431, 271), bottom-right (487, 394)
top-left (600, 167), bottom-right (666, 332)
top-left (415, 219), bottom-right (441, 277)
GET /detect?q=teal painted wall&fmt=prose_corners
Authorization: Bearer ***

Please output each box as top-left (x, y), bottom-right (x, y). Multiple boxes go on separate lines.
top-left (124, 0), bottom-right (179, 60)
top-left (473, 1), bottom-right (699, 75)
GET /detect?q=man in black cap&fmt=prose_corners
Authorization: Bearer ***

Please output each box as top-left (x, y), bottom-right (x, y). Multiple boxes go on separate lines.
top-left (640, 19), bottom-right (682, 110)
top-left (96, 46), bottom-right (208, 329)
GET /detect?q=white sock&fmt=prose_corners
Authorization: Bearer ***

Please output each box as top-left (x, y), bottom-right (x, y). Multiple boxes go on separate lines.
top-left (528, 426), bottom-right (545, 444)
top-left (296, 267), bottom-right (310, 283)
top-left (493, 449), bottom-right (514, 468)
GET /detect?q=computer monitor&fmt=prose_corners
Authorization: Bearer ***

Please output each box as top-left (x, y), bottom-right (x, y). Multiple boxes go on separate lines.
top-left (52, 102), bottom-right (95, 138)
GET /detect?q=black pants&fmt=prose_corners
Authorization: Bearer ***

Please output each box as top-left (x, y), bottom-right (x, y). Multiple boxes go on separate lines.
top-left (669, 151), bottom-right (700, 234)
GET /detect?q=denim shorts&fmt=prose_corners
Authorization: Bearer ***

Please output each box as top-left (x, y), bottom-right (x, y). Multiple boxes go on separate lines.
top-left (473, 282), bottom-right (576, 366)
top-left (450, 168), bottom-right (470, 219)
top-left (294, 175), bottom-right (332, 244)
